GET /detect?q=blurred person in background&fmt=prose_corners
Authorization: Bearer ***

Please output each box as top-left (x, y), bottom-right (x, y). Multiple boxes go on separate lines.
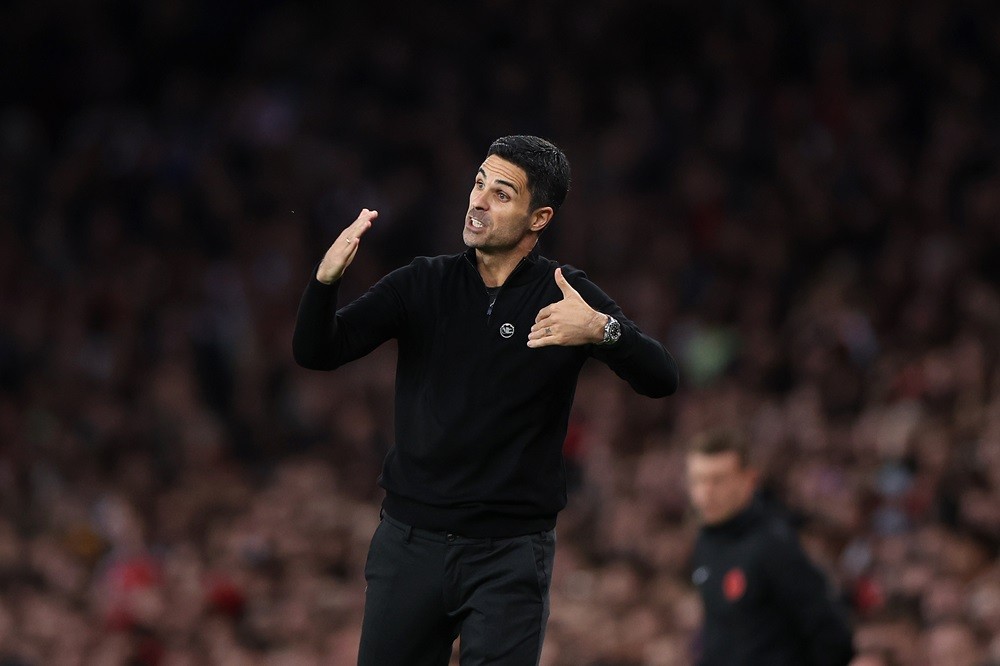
top-left (292, 135), bottom-right (679, 665)
top-left (687, 430), bottom-right (855, 665)
top-left (920, 621), bottom-right (984, 666)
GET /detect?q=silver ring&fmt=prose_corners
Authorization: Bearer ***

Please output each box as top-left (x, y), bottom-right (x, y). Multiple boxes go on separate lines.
top-left (545, 327), bottom-right (552, 336)
top-left (346, 237), bottom-right (354, 243)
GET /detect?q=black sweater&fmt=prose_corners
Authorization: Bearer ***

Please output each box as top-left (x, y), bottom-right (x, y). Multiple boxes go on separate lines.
top-left (691, 499), bottom-right (855, 666)
top-left (293, 248), bottom-right (678, 536)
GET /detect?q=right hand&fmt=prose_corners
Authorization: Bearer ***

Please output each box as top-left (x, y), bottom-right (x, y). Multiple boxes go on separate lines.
top-left (316, 208), bottom-right (378, 284)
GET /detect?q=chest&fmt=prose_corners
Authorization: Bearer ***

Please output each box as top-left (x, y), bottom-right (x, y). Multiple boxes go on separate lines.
top-left (393, 276), bottom-right (588, 416)
top-left (692, 535), bottom-right (770, 613)
top-left (421, 274), bottom-right (581, 366)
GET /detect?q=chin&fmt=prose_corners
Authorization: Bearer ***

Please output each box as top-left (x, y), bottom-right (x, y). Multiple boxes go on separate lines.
top-left (701, 510), bottom-right (725, 525)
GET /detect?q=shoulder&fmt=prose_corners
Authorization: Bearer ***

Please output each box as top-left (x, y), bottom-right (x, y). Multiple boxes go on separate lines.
top-left (748, 504), bottom-right (798, 548)
top-left (763, 513), bottom-right (797, 542)
top-left (722, 503), bottom-right (799, 559)
top-left (408, 252), bottom-right (465, 270)
top-left (550, 260), bottom-right (605, 295)
top-left (752, 512), bottom-right (816, 573)
top-left (551, 260), bottom-right (590, 282)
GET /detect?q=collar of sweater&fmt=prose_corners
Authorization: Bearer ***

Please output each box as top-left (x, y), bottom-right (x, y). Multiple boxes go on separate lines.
top-left (462, 246), bottom-right (551, 289)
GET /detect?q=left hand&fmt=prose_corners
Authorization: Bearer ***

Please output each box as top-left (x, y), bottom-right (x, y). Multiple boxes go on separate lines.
top-left (528, 268), bottom-right (608, 348)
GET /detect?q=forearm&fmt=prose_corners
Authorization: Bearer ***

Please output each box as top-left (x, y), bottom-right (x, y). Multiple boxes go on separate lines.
top-left (292, 276), bottom-right (341, 370)
top-left (597, 324), bottom-right (680, 397)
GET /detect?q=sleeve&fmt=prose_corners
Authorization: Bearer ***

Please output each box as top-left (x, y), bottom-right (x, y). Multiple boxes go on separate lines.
top-left (566, 268), bottom-right (680, 398)
top-left (291, 264), bottom-right (408, 370)
top-left (761, 523), bottom-right (856, 666)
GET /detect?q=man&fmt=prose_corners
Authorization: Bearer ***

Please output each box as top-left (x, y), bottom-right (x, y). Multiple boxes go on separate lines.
top-left (293, 135), bottom-right (679, 665)
top-left (686, 430), bottom-right (855, 666)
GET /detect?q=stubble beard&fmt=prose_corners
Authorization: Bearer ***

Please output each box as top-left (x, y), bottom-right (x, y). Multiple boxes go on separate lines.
top-left (462, 213), bottom-right (532, 254)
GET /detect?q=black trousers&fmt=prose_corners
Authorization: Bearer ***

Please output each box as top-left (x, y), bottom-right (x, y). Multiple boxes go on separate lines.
top-left (358, 512), bottom-right (556, 666)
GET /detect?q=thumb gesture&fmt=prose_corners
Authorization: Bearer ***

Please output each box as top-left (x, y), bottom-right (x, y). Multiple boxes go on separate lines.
top-left (527, 268), bottom-right (608, 348)
top-left (554, 266), bottom-right (580, 299)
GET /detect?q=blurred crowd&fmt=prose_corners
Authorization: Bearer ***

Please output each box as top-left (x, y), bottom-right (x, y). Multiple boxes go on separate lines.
top-left (2, 0), bottom-right (1000, 664)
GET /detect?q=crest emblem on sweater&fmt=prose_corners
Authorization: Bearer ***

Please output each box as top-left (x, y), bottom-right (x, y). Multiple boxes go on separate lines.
top-left (692, 566), bottom-right (709, 586)
top-left (500, 323), bottom-right (515, 339)
top-left (723, 567), bottom-right (746, 602)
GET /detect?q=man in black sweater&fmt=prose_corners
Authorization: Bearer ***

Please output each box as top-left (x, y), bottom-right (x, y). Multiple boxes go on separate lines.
top-left (687, 430), bottom-right (856, 666)
top-left (293, 135), bottom-right (678, 665)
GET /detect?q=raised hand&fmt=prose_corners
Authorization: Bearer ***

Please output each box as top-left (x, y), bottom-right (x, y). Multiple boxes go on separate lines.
top-left (527, 268), bottom-right (608, 348)
top-left (316, 209), bottom-right (378, 284)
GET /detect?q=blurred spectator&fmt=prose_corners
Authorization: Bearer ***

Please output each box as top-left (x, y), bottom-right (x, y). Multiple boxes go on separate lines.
top-left (686, 429), bottom-right (855, 665)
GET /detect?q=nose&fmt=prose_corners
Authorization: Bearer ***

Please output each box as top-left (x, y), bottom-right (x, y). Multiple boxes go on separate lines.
top-left (470, 188), bottom-right (488, 210)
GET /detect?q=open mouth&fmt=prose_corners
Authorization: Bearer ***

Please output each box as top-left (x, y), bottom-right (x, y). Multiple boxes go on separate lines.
top-left (469, 216), bottom-right (486, 229)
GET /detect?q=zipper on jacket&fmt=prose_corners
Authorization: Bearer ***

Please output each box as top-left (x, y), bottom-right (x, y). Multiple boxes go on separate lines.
top-left (465, 253), bottom-right (531, 323)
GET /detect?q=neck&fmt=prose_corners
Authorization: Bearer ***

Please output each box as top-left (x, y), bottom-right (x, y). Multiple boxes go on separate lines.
top-left (474, 241), bottom-right (536, 287)
top-left (474, 251), bottom-right (522, 288)
top-left (704, 497), bottom-right (757, 531)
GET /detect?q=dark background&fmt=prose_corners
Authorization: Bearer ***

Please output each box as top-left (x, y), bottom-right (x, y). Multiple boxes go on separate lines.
top-left (1, 1), bottom-right (999, 664)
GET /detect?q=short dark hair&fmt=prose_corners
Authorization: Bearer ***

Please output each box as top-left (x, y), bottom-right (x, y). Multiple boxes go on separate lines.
top-left (688, 430), bottom-right (751, 468)
top-left (487, 135), bottom-right (571, 213)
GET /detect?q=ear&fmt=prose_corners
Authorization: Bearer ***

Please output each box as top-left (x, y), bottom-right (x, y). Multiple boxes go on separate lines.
top-left (529, 206), bottom-right (554, 233)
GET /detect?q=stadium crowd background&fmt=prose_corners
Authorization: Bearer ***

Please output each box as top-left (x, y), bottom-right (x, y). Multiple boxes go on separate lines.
top-left (2, 1), bottom-right (1000, 664)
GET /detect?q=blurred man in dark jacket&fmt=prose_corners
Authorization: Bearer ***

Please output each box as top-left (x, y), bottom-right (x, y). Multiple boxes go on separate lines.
top-left (687, 430), bottom-right (855, 666)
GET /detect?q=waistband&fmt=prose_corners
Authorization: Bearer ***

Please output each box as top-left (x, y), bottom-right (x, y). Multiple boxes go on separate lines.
top-left (382, 493), bottom-right (557, 538)
top-left (380, 510), bottom-right (551, 545)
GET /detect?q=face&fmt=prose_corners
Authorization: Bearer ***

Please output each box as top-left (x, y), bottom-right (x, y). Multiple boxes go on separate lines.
top-left (686, 451), bottom-right (757, 526)
top-left (464, 155), bottom-right (550, 255)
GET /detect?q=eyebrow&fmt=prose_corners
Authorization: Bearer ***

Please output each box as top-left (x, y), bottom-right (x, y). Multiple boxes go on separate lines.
top-left (478, 167), bottom-right (520, 194)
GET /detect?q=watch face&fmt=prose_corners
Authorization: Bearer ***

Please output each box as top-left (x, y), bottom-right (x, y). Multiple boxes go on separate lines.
top-left (605, 317), bottom-right (621, 344)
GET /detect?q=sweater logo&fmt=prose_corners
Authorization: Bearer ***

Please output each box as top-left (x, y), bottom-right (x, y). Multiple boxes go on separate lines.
top-left (723, 567), bottom-right (746, 602)
top-left (500, 323), bottom-right (515, 339)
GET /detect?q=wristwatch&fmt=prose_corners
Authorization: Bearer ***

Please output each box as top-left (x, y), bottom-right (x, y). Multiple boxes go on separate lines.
top-left (599, 314), bottom-right (622, 346)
